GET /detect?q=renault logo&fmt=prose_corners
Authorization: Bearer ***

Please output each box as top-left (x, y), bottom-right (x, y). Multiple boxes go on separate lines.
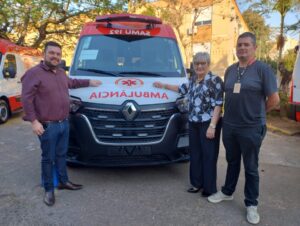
top-left (122, 102), bottom-right (137, 121)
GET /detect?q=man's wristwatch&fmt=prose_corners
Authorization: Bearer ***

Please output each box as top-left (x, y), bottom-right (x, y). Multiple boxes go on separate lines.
top-left (209, 123), bottom-right (216, 129)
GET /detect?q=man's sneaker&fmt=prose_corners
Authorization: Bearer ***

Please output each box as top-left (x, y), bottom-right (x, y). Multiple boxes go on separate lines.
top-left (207, 191), bottom-right (233, 203)
top-left (246, 206), bottom-right (260, 224)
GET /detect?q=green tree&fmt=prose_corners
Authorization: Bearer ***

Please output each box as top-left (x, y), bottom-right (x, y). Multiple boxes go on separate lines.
top-left (0, 0), bottom-right (125, 48)
top-left (247, 0), bottom-right (299, 67)
top-left (247, 0), bottom-right (300, 116)
top-left (127, 0), bottom-right (146, 12)
top-left (274, 0), bottom-right (293, 64)
top-left (277, 49), bottom-right (296, 99)
top-left (242, 9), bottom-right (271, 60)
top-left (283, 48), bottom-right (297, 72)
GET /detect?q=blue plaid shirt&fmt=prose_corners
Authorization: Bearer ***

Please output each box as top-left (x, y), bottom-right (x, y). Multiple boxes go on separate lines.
top-left (179, 72), bottom-right (224, 123)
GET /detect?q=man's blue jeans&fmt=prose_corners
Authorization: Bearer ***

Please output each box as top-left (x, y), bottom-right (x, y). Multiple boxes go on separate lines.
top-left (221, 123), bottom-right (266, 206)
top-left (38, 120), bottom-right (69, 192)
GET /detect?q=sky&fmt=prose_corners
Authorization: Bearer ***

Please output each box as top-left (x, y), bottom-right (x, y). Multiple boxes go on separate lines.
top-left (265, 13), bottom-right (299, 39)
top-left (237, 1), bottom-right (300, 40)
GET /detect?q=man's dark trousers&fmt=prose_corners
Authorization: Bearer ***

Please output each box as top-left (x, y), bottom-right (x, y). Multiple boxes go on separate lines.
top-left (38, 120), bottom-right (69, 192)
top-left (221, 123), bottom-right (266, 206)
top-left (189, 120), bottom-right (222, 194)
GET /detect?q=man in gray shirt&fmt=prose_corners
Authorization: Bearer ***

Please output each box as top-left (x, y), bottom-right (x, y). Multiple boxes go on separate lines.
top-left (208, 32), bottom-right (279, 224)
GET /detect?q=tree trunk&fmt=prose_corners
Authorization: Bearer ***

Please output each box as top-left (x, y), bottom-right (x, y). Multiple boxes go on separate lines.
top-left (31, 24), bottom-right (47, 48)
top-left (278, 14), bottom-right (284, 64)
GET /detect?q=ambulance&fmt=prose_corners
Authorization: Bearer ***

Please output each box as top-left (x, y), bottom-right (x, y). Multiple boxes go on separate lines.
top-left (288, 38), bottom-right (300, 122)
top-left (0, 39), bottom-right (41, 123)
top-left (68, 14), bottom-right (189, 166)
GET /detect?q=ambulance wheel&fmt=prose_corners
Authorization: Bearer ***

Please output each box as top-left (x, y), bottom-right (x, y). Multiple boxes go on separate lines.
top-left (0, 100), bottom-right (9, 123)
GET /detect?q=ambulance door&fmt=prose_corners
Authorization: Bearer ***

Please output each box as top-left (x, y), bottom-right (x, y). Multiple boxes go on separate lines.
top-left (0, 53), bottom-right (22, 112)
top-left (292, 49), bottom-right (300, 103)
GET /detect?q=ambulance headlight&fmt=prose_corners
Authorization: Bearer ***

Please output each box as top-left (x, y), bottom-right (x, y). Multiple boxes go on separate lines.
top-left (70, 96), bottom-right (82, 113)
top-left (176, 96), bottom-right (188, 113)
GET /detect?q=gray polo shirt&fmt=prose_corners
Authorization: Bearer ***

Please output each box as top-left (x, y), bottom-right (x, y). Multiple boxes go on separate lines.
top-left (223, 60), bottom-right (277, 127)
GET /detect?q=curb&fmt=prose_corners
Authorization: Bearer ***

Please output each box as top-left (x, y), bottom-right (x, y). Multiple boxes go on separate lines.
top-left (267, 123), bottom-right (300, 136)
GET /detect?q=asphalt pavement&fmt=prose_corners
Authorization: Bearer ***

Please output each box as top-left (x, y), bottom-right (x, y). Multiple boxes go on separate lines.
top-left (0, 114), bottom-right (300, 226)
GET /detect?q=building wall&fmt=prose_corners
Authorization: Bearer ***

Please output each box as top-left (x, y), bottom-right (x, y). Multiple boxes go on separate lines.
top-left (210, 0), bottom-right (248, 76)
top-left (194, 25), bottom-right (212, 43)
top-left (183, 0), bottom-right (248, 76)
top-left (138, 0), bottom-right (248, 76)
top-left (159, 0), bottom-right (248, 76)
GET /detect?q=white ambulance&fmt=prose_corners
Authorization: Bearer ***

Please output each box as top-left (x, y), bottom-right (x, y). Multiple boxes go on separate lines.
top-left (288, 38), bottom-right (300, 122)
top-left (68, 14), bottom-right (189, 166)
top-left (0, 39), bottom-right (41, 123)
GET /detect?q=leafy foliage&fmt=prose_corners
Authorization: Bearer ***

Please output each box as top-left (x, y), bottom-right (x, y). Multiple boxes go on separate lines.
top-left (283, 49), bottom-right (297, 72)
top-left (0, 0), bottom-right (126, 48)
top-left (246, 0), bottom-right (299, 63)
top-left (242, 9), bottom-right (272, 60)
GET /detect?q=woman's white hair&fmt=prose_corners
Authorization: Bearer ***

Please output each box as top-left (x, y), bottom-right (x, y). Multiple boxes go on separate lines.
top-left (193, 52), bottom-right (211, 65)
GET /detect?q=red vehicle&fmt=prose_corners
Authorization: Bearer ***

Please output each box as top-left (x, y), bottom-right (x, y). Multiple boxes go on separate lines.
top-left (0, 39), bottom-right (41, 123)
top-left (67, 14), bottom-right (189, 166)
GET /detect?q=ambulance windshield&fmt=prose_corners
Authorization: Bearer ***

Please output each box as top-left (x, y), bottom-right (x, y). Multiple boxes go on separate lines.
top-left (71, 35), bottom-right (185, 77)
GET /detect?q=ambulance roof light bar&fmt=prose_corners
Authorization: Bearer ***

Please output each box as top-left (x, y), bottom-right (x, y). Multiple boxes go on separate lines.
top-left (96, 14), bottom-right (162, 25)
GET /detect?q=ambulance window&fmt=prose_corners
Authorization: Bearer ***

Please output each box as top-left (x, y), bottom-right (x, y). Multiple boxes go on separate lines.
top-left (3, 54), bottom-right (17, 78)
top-left (71, 35), bottom-right (185, 77)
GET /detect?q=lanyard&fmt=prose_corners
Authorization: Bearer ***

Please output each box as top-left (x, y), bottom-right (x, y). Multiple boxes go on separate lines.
top-left (236, 58), bottom-right (256, 82)
top-left (237, 66), bottom-right (246, 82)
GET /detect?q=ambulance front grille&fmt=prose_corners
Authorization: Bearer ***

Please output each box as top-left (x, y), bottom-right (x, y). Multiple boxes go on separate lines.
top-left (79, 107), bottom-right (177, 143)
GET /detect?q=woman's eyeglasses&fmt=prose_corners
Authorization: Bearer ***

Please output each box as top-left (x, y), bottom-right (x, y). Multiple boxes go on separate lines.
top-left (193, 61), bottom-right (207, 66)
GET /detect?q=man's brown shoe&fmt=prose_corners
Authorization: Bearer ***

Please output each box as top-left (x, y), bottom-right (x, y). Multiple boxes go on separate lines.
top-left (44, 191), bottom-right (55, 206)
top-left (57, 181), bottom-right (83, 190)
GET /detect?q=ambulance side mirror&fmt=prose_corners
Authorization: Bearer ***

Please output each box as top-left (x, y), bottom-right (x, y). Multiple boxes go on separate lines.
top-left (186, 62), bottom-right (194, 77)
top-left (59, 60), bottom-right (69, 72)
top-left (186, 68), bottom-right (192, 74)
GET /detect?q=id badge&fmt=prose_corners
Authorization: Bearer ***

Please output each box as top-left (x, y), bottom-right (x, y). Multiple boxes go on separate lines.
top-left (233, 83), bottom-right (241, 93)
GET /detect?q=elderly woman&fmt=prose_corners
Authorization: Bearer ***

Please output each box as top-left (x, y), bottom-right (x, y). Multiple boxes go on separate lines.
top-left (153, 52), bottom-right (223, 197)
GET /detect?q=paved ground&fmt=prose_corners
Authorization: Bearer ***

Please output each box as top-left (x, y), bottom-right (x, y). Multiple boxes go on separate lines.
top-left (0, 114), bottom-right (300, 226)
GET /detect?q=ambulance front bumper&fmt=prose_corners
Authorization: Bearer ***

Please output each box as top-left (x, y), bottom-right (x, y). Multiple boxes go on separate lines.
top-left (67, 109), bottom-right (189, 167)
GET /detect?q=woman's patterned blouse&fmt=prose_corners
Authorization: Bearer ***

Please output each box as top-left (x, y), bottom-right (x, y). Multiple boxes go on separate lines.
top-left (179, 72), bottom-right (224, 123)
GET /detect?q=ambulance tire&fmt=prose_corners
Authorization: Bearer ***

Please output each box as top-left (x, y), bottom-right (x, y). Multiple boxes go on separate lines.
top-left (0, 100), bottom-right (9, 124)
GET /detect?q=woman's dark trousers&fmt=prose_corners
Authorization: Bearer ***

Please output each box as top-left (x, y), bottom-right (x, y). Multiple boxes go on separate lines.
top-left (189, 120), bottom-right (222, 194)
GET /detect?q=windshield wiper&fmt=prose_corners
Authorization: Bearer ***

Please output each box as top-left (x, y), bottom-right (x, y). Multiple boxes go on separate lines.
top-left (77, 68), bottom-right (122, 77)
top-left (119, 71), bottom-right (166, 77)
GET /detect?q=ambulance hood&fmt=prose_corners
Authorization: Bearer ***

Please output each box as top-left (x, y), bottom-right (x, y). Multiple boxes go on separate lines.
top-left (69, 76), bottom-right (187, 105)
